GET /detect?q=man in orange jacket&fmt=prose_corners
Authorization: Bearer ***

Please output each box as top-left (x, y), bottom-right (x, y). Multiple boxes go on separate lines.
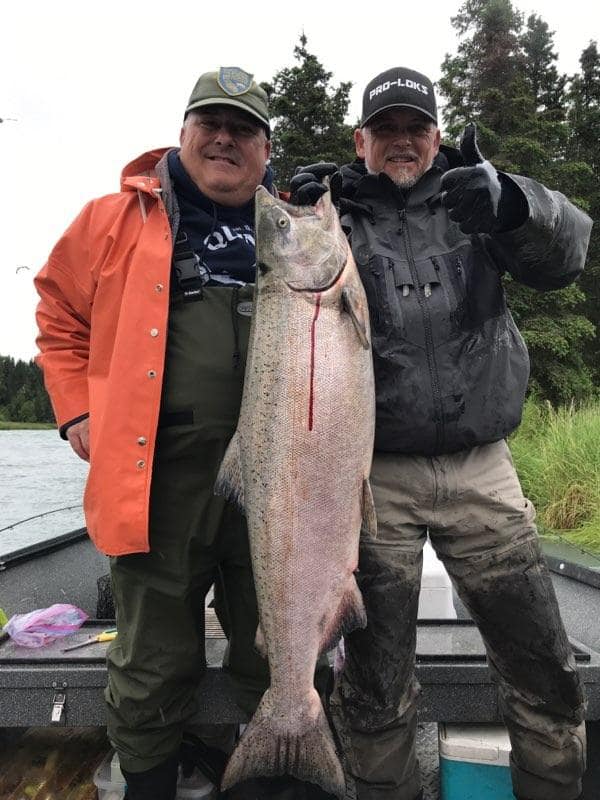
top-left (35, 68), bottom-right (326, 800)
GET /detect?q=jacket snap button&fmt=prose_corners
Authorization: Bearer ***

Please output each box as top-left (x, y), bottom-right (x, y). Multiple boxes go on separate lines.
top-left (147, 369), bottom-right (156, 378)
top-left (155, 284), bottom-right (163, 292)
top-left (150, 328), bottom-right (159, 337)
top-left (137, 437), bottom-right (147, 446)
top-left (137, 460), bottom-right (146, 468)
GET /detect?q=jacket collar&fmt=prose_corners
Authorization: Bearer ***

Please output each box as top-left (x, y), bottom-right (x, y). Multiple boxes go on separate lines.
top-left (342, 144), bottom-right (462, 212)
top-left (120, 148), bottom-right (169, 194)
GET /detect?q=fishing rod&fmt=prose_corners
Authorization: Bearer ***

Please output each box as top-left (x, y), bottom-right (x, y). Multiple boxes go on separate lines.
top-left (3, 506), bottom-right (599, 567)
top-left (0, 504), bottom-right (83, 536)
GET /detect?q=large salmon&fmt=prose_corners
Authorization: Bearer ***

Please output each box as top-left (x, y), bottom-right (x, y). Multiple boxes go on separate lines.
top-left (216, 186), bottom-right (376, 798)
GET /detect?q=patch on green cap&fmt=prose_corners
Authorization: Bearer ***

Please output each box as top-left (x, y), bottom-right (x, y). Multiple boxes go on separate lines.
top-left (185, 67), bottom-right (270, 133)
top-left (218, 67), bottom-right (254, 96)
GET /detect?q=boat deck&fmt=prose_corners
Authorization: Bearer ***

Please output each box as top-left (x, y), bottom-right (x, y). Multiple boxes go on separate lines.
top-left (1, 531), bottom-right (600, 797)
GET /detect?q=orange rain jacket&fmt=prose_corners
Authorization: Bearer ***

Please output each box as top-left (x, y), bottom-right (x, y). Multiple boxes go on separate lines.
top-left (35, 149), bottom-right (177, 556)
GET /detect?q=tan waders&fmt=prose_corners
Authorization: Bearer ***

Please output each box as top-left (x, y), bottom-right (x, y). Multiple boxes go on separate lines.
top-left (333, 441), bottom-right (586, 800)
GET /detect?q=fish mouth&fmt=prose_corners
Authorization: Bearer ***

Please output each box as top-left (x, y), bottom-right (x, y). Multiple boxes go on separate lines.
top-left (284, 263), bottom-right (345, 294)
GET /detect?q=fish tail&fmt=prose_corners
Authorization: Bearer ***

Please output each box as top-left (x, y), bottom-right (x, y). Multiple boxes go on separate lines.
top-left (221, 688), bottom-right (346, 798)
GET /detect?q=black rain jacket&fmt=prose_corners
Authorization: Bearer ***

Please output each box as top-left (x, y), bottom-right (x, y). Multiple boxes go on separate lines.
top-left (338, 149), bottom-right (592, 455)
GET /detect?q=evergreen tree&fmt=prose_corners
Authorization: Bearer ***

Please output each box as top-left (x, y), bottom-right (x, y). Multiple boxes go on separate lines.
top-left (264, 35), bottom-right (356, 187)
top-left (0, 355), bottom-right (55, 424)
top-left (439, 0), bottom-right (530, 159)
top-left (519, 14), bottom-right (568, 175)
top-left (439, 0), bottom-right (595, 404)
top-left (568, 41), bottom-right (600, 386)
top-left (0, 356), bottom-right (14, 408)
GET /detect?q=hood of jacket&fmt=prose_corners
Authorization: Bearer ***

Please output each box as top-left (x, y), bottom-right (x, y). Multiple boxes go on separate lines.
top-left (119, 148), bottom-right (170, 193)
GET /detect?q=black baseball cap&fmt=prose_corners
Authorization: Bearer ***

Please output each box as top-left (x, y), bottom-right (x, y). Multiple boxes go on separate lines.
top-left (361, 67), bottom-right (437, 127)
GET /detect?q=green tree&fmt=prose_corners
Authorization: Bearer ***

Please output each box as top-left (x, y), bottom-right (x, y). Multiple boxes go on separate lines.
top-left (507, 279), bottom-right (595, 402)
top-left (439, 0), bottom-right (595, 404)
top-left (264, 35), bottom-right (356, 187)
top-left (439, 0), bottom-right (530, 158)
top-left (0, 355), bottom-right (55, 423)
top-left (568, 41), bottom-right (600, 386)
top-left (0, 355), bottom-right (14, 407)
top-left (519, 14), bottom-right (569, 173)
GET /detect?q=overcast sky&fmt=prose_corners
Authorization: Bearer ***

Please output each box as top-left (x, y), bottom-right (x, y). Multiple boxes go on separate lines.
top-left (1, 0), bottom-right (597, 362)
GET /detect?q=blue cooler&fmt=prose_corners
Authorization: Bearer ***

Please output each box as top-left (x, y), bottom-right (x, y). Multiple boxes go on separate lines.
top-left (439, 723), bottom-right (514, 800)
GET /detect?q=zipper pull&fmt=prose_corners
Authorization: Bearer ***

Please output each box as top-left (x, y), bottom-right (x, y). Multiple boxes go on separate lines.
top-left (397, 209), bottom-right (406, 236)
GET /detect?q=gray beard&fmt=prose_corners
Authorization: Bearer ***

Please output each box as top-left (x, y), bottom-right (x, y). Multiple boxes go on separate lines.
top-left (390, 174), bottom-right (420, 189)
top-left (366, 157), bottom-right (434, 189)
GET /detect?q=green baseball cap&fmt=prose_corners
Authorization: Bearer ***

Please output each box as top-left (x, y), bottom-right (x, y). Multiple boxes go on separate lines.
top-left (185, 67), bottom-right (270, 137)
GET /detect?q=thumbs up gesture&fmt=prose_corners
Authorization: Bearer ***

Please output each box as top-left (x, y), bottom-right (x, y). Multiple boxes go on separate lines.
top-left (440, 123), bottom-right (505, 234)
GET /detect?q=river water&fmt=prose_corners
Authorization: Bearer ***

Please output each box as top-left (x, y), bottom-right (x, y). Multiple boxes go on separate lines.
top-left (0, 430), bottom-right (88, 558)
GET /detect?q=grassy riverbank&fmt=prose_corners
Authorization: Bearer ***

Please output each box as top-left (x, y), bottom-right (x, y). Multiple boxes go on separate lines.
top-left (510, 398), bottom-right (600, 555)
top-left (0, 421), bottom-right (55, 430)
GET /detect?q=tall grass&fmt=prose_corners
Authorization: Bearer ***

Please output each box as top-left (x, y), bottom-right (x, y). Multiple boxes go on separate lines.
top-left (0, 421), bottom-right (55, 430)
top-left (509, 399), bottom-right (600, 554)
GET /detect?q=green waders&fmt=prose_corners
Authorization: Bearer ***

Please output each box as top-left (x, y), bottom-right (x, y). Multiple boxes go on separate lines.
top-left (105, 284), bottom-right (269, 773)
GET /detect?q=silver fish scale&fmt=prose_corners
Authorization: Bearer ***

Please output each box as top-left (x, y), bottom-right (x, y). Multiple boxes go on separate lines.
top-left (218, 188), bottom-right (376, 798)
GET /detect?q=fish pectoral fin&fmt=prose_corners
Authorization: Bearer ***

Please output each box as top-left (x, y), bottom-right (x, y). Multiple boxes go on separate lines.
top-left (361, 478), bottom-right (378, 538)
top-left (254, 624), bottom-right (267, 659)
top-left (320, 578), bottom-right (367, 654)
top-left (221, 689), bottom-right (346, 799)
top-left (214, 431), bottom-right (245, 512)
top-left (342, 286), bottom-right (370, 350)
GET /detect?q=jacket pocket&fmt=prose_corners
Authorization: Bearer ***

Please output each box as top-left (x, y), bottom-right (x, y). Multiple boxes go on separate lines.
top-left (441, 243), bottom-right (506, 329)
top-left (355, 251), bottom-right (398, 330)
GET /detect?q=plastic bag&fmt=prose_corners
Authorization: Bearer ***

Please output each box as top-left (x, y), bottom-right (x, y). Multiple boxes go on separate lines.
top-left (2, 603), bottom-right (89, 648)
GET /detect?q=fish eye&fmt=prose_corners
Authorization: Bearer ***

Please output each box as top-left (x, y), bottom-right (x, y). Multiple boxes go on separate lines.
top-left (277, 216), bottom-right (289, 229)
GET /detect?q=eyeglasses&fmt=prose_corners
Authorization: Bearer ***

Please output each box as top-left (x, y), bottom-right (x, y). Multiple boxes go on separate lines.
top-left (367, 121), bottom-right (435, 139)
top-left (194, 115), bottom-right (264, 140)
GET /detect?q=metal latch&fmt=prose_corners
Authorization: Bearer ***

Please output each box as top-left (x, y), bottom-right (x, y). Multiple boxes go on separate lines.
top-left (51, 691), bottom-right (66, 724)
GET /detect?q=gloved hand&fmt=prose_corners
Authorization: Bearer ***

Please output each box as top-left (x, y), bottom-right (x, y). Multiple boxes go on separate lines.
top-left (440, 123), bottom-right (526, 234)
top-left (289, 162), bottom-right (339, 206)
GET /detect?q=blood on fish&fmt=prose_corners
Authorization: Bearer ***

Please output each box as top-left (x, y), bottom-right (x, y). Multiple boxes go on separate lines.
top-left (308, 293), bottom-right (322, 431)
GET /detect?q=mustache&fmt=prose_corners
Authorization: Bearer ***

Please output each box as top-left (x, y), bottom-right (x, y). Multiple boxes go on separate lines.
top-left (386, 149), bottom-right (418, 160)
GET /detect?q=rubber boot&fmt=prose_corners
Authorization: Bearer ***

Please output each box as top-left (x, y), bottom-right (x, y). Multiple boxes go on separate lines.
top-left (179, 731), bottom-right (229, 785)
top-left (121, 753), bottom-right (179, 800)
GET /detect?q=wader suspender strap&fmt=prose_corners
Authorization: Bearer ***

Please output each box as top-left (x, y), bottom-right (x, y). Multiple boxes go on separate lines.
top-left (172, 230), bottom-right (204, 302)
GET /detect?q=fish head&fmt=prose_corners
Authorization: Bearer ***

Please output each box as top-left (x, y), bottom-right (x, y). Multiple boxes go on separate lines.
top-left (255, 186), bottom-right (348, 293)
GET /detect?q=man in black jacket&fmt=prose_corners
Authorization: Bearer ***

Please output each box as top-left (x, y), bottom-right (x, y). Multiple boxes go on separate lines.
top-left (291, 67), bottom-right (590, 800)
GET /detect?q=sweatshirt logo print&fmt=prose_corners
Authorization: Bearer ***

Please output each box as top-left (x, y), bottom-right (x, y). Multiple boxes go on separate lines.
top-left (204, 224), bottom-right (255, 251)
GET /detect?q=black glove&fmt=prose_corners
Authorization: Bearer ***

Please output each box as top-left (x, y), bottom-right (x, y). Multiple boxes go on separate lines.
top-left (289, 162), bottom-right (339, 205)
top-left (440, 123), bottom-right (526, 234)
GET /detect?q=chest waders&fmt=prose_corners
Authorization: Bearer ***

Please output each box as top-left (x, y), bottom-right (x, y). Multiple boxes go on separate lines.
top-left (106, 281), bottom-right (272, 773)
